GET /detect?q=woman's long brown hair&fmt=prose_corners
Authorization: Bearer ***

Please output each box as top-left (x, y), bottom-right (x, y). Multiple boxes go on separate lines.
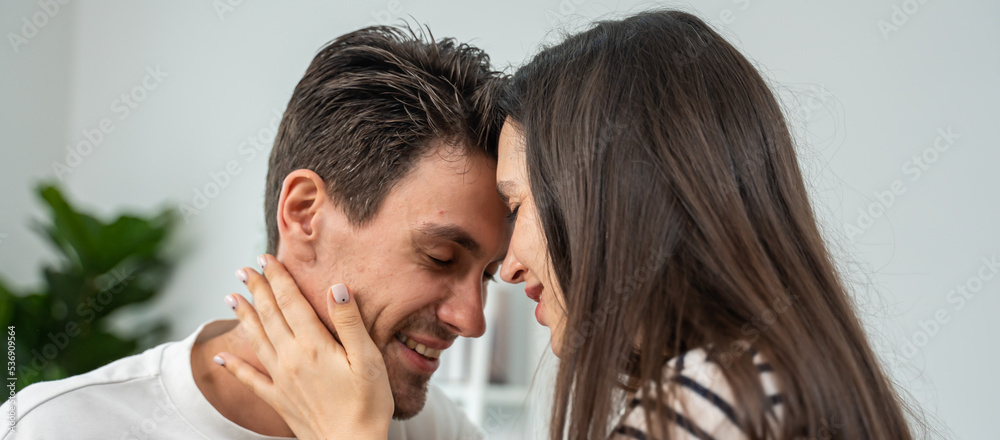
top-left (503, 10), bottom-right (918, 440)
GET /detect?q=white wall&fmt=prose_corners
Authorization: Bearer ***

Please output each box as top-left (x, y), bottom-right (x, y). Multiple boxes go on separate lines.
top-left (1, 1), bottom-right (996, 438)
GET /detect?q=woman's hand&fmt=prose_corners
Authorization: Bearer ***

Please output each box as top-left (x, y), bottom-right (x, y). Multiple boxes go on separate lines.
top-left (215, 254), bottom-right (393, 440)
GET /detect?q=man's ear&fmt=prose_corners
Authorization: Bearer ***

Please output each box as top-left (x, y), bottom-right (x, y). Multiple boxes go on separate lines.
top-left (276, 169), bottom-right (330, 263)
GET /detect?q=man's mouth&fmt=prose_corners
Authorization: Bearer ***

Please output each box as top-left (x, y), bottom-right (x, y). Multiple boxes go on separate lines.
top-left (394, 333), bottom-right (443, 360)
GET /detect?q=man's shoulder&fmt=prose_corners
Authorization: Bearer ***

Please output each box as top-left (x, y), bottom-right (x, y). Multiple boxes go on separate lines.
top-left (392, 383), bottom-right (483, 440)
top-left (2, 340), bottom-right (174, 439)
top-left (16, 340), bottom-right (169, 411)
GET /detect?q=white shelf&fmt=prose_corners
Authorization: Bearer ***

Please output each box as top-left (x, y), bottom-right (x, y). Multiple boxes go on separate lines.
top-left (437, 383), bottom-right (531, 407)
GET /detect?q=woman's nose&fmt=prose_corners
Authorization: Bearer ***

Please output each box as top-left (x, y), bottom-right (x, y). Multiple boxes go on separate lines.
top-left (500, 249), bottom-right (527, 284)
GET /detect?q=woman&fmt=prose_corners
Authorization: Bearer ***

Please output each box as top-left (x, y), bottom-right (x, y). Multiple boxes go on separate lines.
top-left (218, 10), bottom-right (919, 440)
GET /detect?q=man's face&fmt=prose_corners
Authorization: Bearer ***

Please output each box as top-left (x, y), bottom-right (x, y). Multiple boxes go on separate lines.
top-left (280, 143), bottom-right (509, 419)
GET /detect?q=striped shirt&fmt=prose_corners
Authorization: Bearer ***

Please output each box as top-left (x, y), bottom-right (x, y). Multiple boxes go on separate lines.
top-left (610, 348), bottom-right (783, 440)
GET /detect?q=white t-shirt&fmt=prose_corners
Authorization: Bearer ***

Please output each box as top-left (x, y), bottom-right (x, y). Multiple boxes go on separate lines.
top-left (1, 319), bottom-right (482, 439)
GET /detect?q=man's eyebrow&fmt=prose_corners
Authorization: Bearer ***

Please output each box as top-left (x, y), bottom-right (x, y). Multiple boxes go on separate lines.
top-left (416, 223), bottom-right (483, 259)
top-left (496, 181), bottom-right (515, 205)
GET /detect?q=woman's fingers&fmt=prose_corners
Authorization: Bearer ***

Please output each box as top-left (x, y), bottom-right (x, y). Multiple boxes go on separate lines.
top-left (239, 266), bottom-right (293, 345)
top-left (228, 293), bottom-right (278, 363)
top-left (326, 284), bottom-right (377, 364)
top-left (326, 284), bottom-right (394, 418)
top-left (214, 351), bottom-right (278, 404)
top-left (256, 255), bottom-right (331, 339)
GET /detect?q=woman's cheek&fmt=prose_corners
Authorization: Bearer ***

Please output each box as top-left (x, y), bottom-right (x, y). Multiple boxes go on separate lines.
top-left (550, 319), bottom-right (567, 358)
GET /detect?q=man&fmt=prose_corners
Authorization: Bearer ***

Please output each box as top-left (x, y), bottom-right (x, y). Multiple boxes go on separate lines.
top-left (2, 25), bottom-right (510, 439)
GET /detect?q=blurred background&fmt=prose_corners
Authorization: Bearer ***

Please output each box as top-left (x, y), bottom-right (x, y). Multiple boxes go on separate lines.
top-left (1, 0), bottom-right (996, 438)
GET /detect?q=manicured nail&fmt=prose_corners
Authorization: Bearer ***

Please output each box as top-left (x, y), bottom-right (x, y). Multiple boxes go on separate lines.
top-left (257, 254), bottom-right (267, 270)
top-left (236, 269), bottom-right (247, 284)
top-left (213, 355), bottom-right (226, 366)
top-left (331, 284), bottom-right (349, 304)
top-left (224, 294), bottom-right (237, 310)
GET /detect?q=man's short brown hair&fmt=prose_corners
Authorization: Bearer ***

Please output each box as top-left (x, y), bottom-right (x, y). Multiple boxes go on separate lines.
top-left (264, 25), bottom-right (506, 255)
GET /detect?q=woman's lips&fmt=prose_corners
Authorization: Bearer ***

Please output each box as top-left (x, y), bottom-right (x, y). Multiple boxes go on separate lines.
top-left (525, 284), bottom-right (543, 302)
top-left (526, 284), bottom-right (545, 325)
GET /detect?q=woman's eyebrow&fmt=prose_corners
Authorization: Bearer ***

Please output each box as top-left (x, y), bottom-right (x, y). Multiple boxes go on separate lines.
top-left (496, 180), bottom-right (516, 205)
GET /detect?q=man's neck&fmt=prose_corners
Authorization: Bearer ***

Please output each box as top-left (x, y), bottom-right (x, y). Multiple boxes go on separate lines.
top-left (190, 323), bottom-right (295, 437)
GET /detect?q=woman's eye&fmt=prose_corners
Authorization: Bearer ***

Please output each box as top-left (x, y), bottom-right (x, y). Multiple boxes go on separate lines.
top-left (505, 205), bottom-right (520, 224)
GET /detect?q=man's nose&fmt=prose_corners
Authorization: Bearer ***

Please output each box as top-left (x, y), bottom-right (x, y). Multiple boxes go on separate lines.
top-left (437, 272), bottom-right (487, 338)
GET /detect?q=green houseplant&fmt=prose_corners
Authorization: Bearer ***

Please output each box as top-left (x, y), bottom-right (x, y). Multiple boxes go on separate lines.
top-left (0, 183), bottom-right (179, 389)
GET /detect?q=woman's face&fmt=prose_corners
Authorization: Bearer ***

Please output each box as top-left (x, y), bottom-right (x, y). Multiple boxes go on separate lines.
top-left (495, 120), bottom-right (569, 357)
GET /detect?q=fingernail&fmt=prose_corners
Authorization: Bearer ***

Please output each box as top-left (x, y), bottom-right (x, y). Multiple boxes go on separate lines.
top-left (213, 355), bottom-right (226, 366)
top-left (224, 294), bottom-right (237, 310)
top-left (236, 269), bottom-right (247, 284)
top-left (257, 254), bottom-right (267, 270)
top-left (331, 283), bottom-right (349, 304)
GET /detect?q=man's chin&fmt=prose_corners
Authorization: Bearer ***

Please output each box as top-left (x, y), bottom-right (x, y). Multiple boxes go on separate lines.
top-left (385, 355), bottom-right (431, 420)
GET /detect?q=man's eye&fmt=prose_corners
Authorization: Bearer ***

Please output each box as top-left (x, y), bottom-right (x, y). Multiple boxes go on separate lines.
top-left (505, 205), bottom-right (520, 224)
top-left (483, 271), bottom-right (497, 283)
top-left (428, 255), bottom-right (452, 267)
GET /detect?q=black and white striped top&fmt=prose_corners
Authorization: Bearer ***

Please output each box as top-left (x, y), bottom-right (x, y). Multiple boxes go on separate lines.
top-left (610, 348), bottom-right (783, 440)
